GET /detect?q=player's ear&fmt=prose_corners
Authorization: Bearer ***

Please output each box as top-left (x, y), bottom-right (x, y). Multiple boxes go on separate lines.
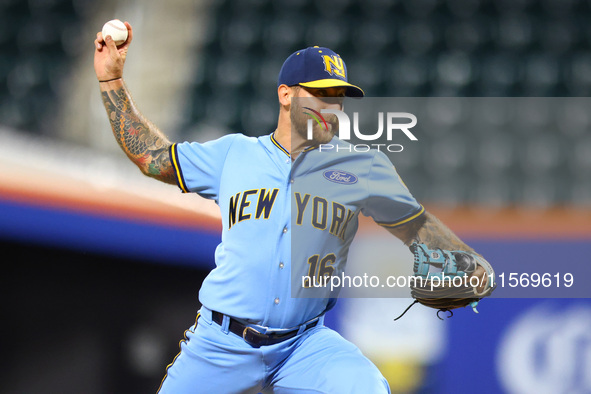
top-left (278, 84), bottom-right (292, 108)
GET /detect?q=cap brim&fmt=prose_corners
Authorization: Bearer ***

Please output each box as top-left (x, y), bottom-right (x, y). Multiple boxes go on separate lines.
top-left (299, 79), bottom-right (365, 97)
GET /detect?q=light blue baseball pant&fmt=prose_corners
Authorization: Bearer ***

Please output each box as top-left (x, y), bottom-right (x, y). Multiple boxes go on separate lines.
top-left (158, 307), bottom-right (390, 393)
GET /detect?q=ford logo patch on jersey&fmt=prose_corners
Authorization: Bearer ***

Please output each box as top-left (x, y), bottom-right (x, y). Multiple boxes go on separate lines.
top-left (323, 170), bottom-right (358, 185)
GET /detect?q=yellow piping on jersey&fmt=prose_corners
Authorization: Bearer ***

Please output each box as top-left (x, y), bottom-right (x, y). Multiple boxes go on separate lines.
top-left (170, 143), bottom-right (189, 193)
top-left (271, 134), bottom-right (290, 157)
top-left (377, 205), bottom-right (425, 228)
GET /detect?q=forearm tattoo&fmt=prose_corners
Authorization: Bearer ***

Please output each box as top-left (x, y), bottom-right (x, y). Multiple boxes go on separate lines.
top-left (416, 212), bottom-right (474, 252)
top-left (101, 86), bottom-right (176, 184)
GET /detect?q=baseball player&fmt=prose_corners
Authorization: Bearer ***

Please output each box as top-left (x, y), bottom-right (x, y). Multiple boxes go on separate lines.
top-left (94, 22), bottom-right (489, 393)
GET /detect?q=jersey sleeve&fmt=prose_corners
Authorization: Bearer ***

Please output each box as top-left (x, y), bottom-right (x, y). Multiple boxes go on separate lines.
top-left (170, 134), bottom-right (238, 200)
top-left (361, 151), bottom-right (424, 227)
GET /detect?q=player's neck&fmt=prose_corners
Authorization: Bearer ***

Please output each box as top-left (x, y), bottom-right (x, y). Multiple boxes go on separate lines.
top-left (275, 111), bottom-right (313, 160)
top-left (274, 113), bottom-right (294, 159)
top-left (290, 133), bottom-right (314, 160)
top-left (275, 128), bottom-right (312, 161)
top-left (274, 126), bottom-right (291, 151)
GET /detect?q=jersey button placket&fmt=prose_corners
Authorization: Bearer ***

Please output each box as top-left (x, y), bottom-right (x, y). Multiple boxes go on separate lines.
top-left (273, 226), bottom-right (287, 313)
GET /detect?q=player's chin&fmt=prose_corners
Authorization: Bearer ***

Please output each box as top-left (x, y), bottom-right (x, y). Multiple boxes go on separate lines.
top-left (314, 126), bottom-right (335, 144)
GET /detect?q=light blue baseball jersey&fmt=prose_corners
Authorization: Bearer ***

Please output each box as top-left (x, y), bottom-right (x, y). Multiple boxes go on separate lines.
top-left (171, 133), bottom-right (295, 328)
top-left (291, 136), bottom-right (424, 304)
top-left (171, 133), bottom-right (423, 329)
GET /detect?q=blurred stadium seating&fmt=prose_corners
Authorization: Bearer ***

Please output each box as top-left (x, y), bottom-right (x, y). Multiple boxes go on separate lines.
top-left (0, 0), bottom-right (590, 208)
top-left (180, 0), bottom-right (590, 207)
top-left (0, 0), bottom-right (93, 134)
top-left (1, 2), bottom-right (590, 393)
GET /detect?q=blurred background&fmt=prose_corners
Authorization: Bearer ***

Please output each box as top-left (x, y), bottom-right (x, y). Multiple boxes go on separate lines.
top-left (1, 0), bottom-right (590, 393)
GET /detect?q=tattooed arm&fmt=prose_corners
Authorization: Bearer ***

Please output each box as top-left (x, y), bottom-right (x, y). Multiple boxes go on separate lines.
top-left (100, 81), bottom-right (176, 184)
top-left (389, 211), bottom-right (487, 286)
top-left (388, 211), bottom-right (474, 252)
top-left (94, 21), bottom-right (176, 184)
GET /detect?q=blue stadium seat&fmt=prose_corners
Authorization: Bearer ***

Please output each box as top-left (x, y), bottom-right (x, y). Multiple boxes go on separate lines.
top-left (444, 19), bottom-right (488, 52)
top-left (519, 176), bottom-right (559, 207)
top-left (0, 0), bottom-right (81, 134)
top-left (493, 0), bottom-right (533, 14)
top-left (386, 56), bottom-right (431, 96)
top-left (435, 52), bottom-right (474, 88)
top-left (241, 98), bottom-right (278, 135)
top-left (473, 98), bottom-right (517, 131)
top-left (205, 93), bottom-right (242, 128)
top-left (471, 177), bottom-right (515, 207)
top-left (538, 21), bottom-right (576, 54)
top-left (422, 135), bottom-right (469, 178)
top-left (347, 57), bottom-right (384, 96)
top-left (517, 134), bottom-right (563, 177)
top-left (424, 176), bottom-right (468, 207)
top-left (350, 19), bottom-right (392, 56)
top-left (540, 0), bottom-right (577, 17)
top-left (305, 18), bottom-right (348, 52)
top-left (397, 20), bottom-right (438, 55)
top-left (359, 0), bottom-right (395, 18)
top-left (215, 56), bottom-right (251, 89)
top-left (313, 0), bottom-right (352, 17)
top-left (474, 135), bottom-right (515, 177)
top-left (494, 14), bottom-right (533, 51)
top-left (569, 136), bottom-right (591, 178)
top-left (250, 56), bottom-right (284, 97)
top-left (219, 16), bottom-right (261, 55)
top-left (446, 0), bottom-right (483, 18)
top-left (263, 15), bottom-right (306, 53)
top-left (511, 98), bottom-right (554, 134)
top-left (564, 52), bottom-right (591, 96)
top-left (570, 180), bottom-right (591, 207)
top-left (271, 0), bottom-right (309, 13)
top-left (403, 0), bottom-right (439, 18)
top-left (522, 53), bottom-right (560, 95)
top-left (478, 53), bottom-right (520, 96)
top-left (554, 98), bottom-right (591, 137)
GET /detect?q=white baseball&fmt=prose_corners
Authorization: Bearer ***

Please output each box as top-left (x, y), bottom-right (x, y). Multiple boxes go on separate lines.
top-left (102, 19), bottom-right (128, 46)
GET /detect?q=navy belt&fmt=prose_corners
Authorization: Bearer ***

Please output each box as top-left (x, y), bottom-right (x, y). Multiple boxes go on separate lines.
top-left (211, 311), bottom-right (319, 348)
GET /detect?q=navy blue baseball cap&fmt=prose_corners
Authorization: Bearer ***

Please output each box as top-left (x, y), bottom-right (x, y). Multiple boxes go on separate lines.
top-left (278, 46), bottom-right (364, 97)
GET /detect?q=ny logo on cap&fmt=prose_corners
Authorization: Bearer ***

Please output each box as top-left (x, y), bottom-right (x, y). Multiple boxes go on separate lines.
top-left (322, 55), bottom-right (346, 79)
